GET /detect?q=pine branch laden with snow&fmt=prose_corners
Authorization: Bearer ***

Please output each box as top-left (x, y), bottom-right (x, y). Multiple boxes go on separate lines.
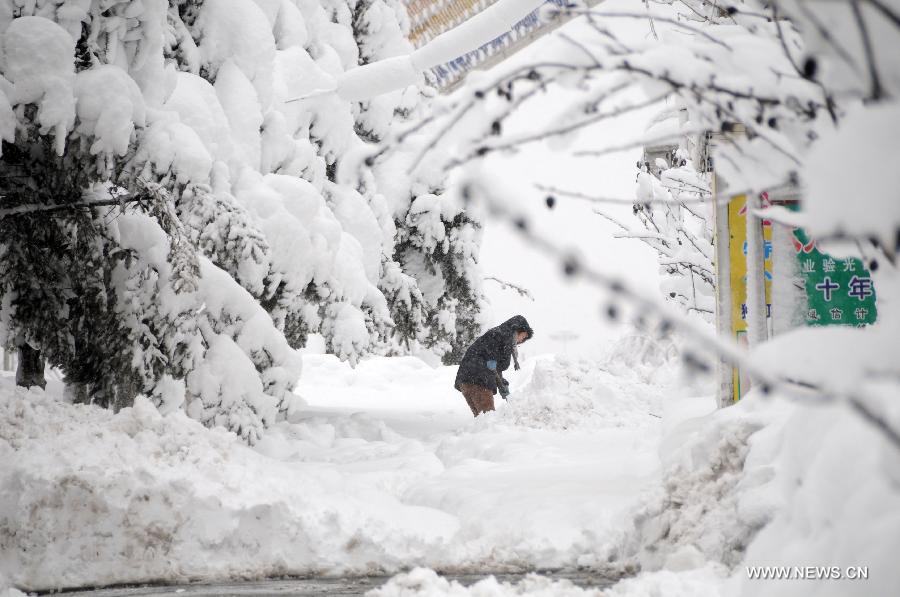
top-left (0, 0), bottom-right (487, 442)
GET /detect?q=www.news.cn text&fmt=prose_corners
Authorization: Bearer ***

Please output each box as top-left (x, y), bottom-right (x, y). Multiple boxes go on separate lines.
top-left (746, 566), bottom-right (869, 581)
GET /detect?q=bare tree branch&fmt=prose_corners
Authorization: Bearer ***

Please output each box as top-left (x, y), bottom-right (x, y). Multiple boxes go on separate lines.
top-left (0, 195), bottom-right (143, 218)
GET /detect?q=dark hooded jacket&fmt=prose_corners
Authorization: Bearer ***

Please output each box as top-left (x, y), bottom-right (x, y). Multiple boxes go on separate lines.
top-left (454, 315), bottom-right (534, 394)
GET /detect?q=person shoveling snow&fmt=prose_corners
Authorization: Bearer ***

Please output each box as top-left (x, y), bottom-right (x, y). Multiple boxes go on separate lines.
top-left (454, 315), bottom-right (534, 416)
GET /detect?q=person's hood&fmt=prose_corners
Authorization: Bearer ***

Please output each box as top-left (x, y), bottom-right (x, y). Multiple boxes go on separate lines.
top-left (496, 315), bottom-right (533, 341)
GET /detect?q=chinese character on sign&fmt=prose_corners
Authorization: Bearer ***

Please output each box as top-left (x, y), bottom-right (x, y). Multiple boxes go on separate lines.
top-left (855, 307), bottom-right (869, 320)
top-left (807, 308), bottom-right (820, 321)
top-left (822, 257), bottom-right (836, 273)
top-left (842, 258), bottom-right (856, 272)
top-left (792, 232), bottom-right (816, 253)
top-left (848, 275), bottom-right (875, 300)
top-left (741, 303), bottom-right (748, 320)
top-left (830, 307), bottom-right (843, 321)
top-left (815, 276), bottom-right (840, 301)
top-left (801, 259), bottom-right (816, 274)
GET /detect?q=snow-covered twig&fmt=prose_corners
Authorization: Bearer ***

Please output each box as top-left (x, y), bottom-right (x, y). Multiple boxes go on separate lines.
top-left (536, 184), bottom-right (742, 207)
top-left (468, 92), bottom-right (671, 157)
top-left (484, 276), bottom-right (534, 301)
top-left (556, 9), bottom-right (734, 49)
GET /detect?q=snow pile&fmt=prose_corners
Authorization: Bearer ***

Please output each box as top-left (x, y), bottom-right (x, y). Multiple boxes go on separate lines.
top-left (0, 577), bottom-right (25, 597)
top-left (729, 321), bottom-right (900, 597)
top-left (628, 398), bottom-right (780, 571)
top-left (1, 352), bottom-right (699, 591)
top-left (0, 378), bottom-right (456, 591)
top-left (485, 356), bottom-right (663, 432)
top-left (618, 319), bottom-right (900, 596)
top-left (732, 397), bottom-right (900, 597)
top-left (601, 332), bottom-right (692, 388)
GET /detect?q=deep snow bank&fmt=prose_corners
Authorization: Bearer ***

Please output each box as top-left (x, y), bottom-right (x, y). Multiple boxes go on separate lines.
top-left (0, 378), bottom-right (456, 591)
top-left (622, 325), bottom-right (900, 596)
top-left (486, 356), bottom-right (664, 432)
top-left (1, 350), bottom-right (700, 592)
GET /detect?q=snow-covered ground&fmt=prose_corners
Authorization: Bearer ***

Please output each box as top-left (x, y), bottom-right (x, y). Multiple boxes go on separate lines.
top-left (0, 339), bottom-right (713, 593)
top-left (5, 326), bottom-right (899, 597)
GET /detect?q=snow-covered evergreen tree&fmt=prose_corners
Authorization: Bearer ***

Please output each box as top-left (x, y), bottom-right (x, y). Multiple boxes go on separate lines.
top-left (0, 15), bottom-right (204, 411)
top-left (394, 190), bottom-right (485, 363)
top-left (0, 0), bottom-right (488, 439)
top-left (345, 0), bottom-right (487, 362)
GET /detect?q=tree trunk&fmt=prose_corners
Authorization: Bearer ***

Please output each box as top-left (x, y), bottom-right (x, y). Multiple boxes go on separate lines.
top-left (16, 342), bottom-right (46, 390)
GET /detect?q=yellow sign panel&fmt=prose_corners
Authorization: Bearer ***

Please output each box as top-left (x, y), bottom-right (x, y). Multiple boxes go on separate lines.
top-left (727, 195), bottom-right (772, 402)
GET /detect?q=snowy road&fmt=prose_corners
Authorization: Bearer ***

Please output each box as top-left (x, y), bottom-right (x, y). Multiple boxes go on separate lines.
top-left (58, 572), bottom-right (617, 596)
top-left (3, 349), bottom-right (714, 592)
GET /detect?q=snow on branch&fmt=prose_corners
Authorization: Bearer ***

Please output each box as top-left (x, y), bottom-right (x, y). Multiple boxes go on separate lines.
top-left (484, 275), bottom-right (535, 301)
top-left (0, 195), bottom-right (145, 218)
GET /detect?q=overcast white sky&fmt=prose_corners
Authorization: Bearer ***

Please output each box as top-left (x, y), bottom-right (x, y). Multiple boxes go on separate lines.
top-left (475, 7), bottom-right (664, 359)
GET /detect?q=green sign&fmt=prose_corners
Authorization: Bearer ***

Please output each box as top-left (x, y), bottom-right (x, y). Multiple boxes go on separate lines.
top-left (792, 228), bottom-right (877, 326)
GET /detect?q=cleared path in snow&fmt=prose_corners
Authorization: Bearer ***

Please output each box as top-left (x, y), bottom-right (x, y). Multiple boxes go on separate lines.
top-left (3, 351), bottom-right (715, 592)
top-left (264, 352), bottom-right (706, 574)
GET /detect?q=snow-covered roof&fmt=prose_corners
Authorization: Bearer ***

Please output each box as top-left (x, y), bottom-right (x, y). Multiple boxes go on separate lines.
top-left (403, 0), bottom-right (498, 48)
top-left (402, 0), bottom-right (581, 89)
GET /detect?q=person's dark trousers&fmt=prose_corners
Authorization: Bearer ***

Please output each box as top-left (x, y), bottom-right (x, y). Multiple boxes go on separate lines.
top-left (459, 383), bottom-right (495, 417)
